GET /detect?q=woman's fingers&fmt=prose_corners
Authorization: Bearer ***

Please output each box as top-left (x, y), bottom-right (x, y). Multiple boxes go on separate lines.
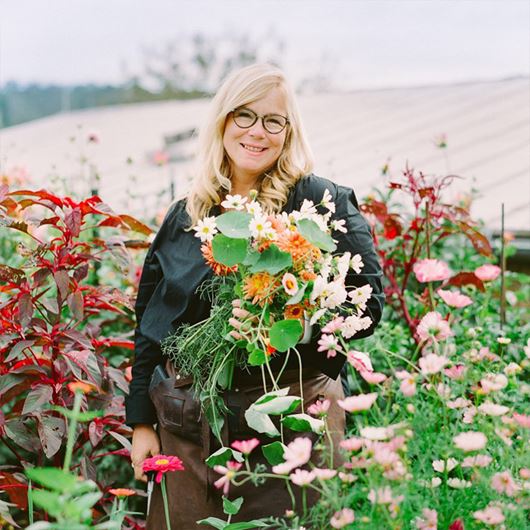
top-left (232, 307), bottom-right (250, 319)
top-left (229, 329), bottom-right (243, 340)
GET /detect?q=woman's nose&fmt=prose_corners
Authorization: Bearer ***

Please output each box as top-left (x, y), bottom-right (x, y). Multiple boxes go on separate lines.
top-left (247, 119), bottom-right (266, 137)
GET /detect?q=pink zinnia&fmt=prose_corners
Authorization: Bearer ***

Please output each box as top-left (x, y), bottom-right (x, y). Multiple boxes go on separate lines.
top-left (437, 288), bottom-right (472, 308)
top-left (417, 311), bottom-right (453, 343)
top-left (213, 461), bottom-right (242, 495)
top-left (330, 508), bottom-right (355, 528)
top-left (142, 454), bottom-right (185, 484)
top-left (444, 364), bottom-right (467, 380)
top-left (231, 438), bottom-right (260, 455)
top-left (272, 437), bottom-right (312, 475)
top-left (317, 334), bottom-right (340, 358)
top-left (346, 350), bottom-right (373, 372)
top-left (474, 264), bottom-right (501, 282)
top-left (339, 437), bottom-right (364, 451)
top-left (453, 431), bottom-right (487, 452)
top-left (361, 370), bottom-right (387, 384)
top-left (289, 469), bottom-right (315, 486)
top-left (413, 258), bottom-right (451, 282)
top-left (491, 470), bottom-right (519, 496)
top-left (337, 392), bottom-right (378, 413)
top-left (419, 353), bottom-right (450, 375)
top-left (322, 316), bottom-right (345, 334)
top-left (307, 398), bottom-right (331, 417)
top-left (473, 505), bottom-right (505, 525)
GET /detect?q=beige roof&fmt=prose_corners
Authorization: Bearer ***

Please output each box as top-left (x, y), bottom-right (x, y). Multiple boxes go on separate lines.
top-left (1, 77), bottom-right (528, 231)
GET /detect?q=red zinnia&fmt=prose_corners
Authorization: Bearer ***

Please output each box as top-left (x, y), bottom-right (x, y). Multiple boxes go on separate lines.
top-left (142, 454), bottom-right (185, 483)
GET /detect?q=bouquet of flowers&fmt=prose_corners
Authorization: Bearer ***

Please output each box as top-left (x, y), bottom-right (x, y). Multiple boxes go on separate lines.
top-left (161, 189), bottom-right (375, 438)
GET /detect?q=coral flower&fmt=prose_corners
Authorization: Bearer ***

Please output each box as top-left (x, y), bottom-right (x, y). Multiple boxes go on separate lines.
top-left (276, 230), bottom-right (321, 269)
top-left (109, 488), bottom-right (136, 497)
top-left (142, 454), bottom-right (185, 484)
top-left (68, 381), bottom-right (95, 394)
top-left (437, 288), bottom-right (472, 308)
top-left (201, 241), bottom-right (238, 276)
top-left (231, 438), bottom-right (260, 455)
top-left (413, 258), bottom-right (451, 282)
top-left (453, 431), bottom-right (487, 452)
top-left (474, 264), bottom-right (501, 281)
top-left (242, 271), bottom-right (279, 306)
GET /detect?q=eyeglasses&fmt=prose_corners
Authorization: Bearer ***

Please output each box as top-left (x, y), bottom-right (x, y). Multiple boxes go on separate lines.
top-left (230, 107), bottom-right (289, 134)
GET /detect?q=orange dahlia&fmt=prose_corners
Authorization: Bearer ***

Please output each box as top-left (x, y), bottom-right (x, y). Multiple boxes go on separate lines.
top-left (299, 269), bottom-right (317, 282)
top-left (284, 303), bottom-right (305, 321)
top-left (242, 272), bottom-right (279, 306)
top-left (201, 241), bottom-right (238, 276)
top-left (276, 230), bottom-right (321, 269)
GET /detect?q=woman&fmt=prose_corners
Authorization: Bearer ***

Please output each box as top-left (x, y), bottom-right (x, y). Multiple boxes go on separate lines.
top-left (126, 63), bottom-right (384, 528)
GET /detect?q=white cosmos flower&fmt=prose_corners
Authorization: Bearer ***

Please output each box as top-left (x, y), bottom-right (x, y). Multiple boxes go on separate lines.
top-left (350, 254), bottom-right (364, 273)
top-left (348, 285), bottom-right (373, 311)
top-left (319, 255), bottom-right (333, 280)
top-left (299, 199), bottom-right (317, 217)
top-left (321, 281), bottom-right (348, 309)
top-left (221, 194), bottom-right (247, 210)
top-left (310, 276), bottom-right (328, 302)
top-left (331, 219), bottom-right (347, 233)
top-left (249, 215), bottom-right (272, 238)
top-left (193, 216), bottom-right (218, 242)
top-left (321, 188), bottom-right (336, 213)
top-left (336, 252), bottom-right (351, 281)
top-left (245, 200), bottom-right (263, 216)
top-left (341, 315), bottom-right (372, 339)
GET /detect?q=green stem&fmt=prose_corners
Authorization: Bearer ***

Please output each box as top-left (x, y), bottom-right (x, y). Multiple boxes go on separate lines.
top-left (28, 479), bottom-right (34, 525)
top-left (63, 391), bottom-right (82, 471)
top-left (161, 475), bottom-right (172, 530)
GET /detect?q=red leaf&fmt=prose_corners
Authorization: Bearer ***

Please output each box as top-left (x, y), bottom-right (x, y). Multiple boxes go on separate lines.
top-left (22, 384), bottom-right (54, 415)
top-left (119, 214), bottom-right (153, 236)
top-left (9, 189), bottom-right (64, 208)
top-left (73, 263), bottom-right (89, 282)
top-left (18, 293), bottom-right (33, 327)
top-left (64, 208), bottom-right (83, 237)
top-left (447, 272), bottom-right (485, 292)
top-left (457, 221), bottom-right (493, 257)
top-left (35, 412), bottom-right (65, 459)
top-left (68, 290), bottom-right (84, 321)
top-left (53, 270), bottom-right (70, 300)
top-left (0, 472), bottom-right (28, 509)
top-left (89, 419), bottom-right (105, 447)
top-left (0, 264), bottom-right (26, 284)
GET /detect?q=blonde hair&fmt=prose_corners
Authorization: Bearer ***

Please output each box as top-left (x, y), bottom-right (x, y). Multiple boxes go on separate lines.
top-left (184, 62), bottom-right (314, 229)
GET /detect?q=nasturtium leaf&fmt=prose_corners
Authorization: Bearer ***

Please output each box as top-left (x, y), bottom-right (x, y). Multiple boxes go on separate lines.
top-left (244, 406), bottom-right (280, 438)
top-left (222, 496), bottom-right (244, 515)
top-left (281, 413), bottom-right (325, 434)
top-left (212, 234), bottom-right (247, 267)
top-left (269, 319), bottom-right (303, 352)
top-left (248, 244), bottom-right (292, 275)
top-left (248, 349), bottom-right (266, 366)
top-left (296, 218), bottom-right (336, 252)
top-left (253, 396), bottom-right (301, 416)
top-left (254, 388), bottom-right (290, 405)
top-left (205, 447), bottom-right (244, 468)
top-left (262, 441), bottom-right (286, 466)
top-left (216, 211), bottom-right (252, 238)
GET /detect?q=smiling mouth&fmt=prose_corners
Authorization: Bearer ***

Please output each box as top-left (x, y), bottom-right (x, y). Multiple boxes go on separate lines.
top-left (241, 143), bottom-right (267, 153)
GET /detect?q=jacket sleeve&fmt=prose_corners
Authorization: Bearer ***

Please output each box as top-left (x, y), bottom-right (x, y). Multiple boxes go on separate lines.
top-left (124, 203), bottom-right (179, 427)
top-left (296, 178), bottom-right (385, 379)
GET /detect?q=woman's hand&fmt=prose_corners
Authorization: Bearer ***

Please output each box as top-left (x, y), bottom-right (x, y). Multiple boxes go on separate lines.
top-left (228, 299), bottom-right (257, 340)
top-left (131, 424), bottom-right (161, 482)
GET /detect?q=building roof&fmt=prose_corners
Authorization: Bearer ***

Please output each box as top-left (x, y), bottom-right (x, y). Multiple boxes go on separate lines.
top-left (1, 77), bottom-right (528, 230)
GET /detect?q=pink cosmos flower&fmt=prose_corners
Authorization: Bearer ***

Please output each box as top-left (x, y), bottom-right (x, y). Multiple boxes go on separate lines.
top-left (413, 258), bottom-right (451, 282)
top-left (322, 316), bottom-right (345, 334)
top-left (307, 398), bottom-right (331, 417)
top-left (142, 454), bottom-right (185, 484)
top-left (519, 468), bottom-right (530, 479)
top-left (462, 454), bottom-right (492, 468)
top-left (289, 469), bottom-right (315, 486)
top-left (231, 438), bottom-right (260, 455)
top-left (339, 437), bottom-right (364, 451)
top-left (417, 311), bottom-right (453, 343)
top-left (480, 373), bottom-right (508, 393)
top-left (313, 468), bottom-right (337, 480)
top-left (453, 431), bottom-right (487, 452)
top-left (491, 470), bottom-right (519, 496)
top-left (337, 392), bottom-right (378, 413)
top-left (346, 350), bottom-right (373, 372)
top-left (415, 508), bottom-right (438, 530)
top-left (437, 288), bottom-right (472, 308)
top-left (361, 370), bottom-right (387, 384)
top-left (213, 461), bottom-right (242, 495)
top-left (513, 412), bottom-right (530, 428)
top-left (473, 505), bottom-right (505, 525)
top-left (338, 471), bottom-right (357, 483)
top-left (272, 437), bottom-right (312, 475)
top-left (368, 486), bottom-right (397, 505)
top-left (330, 508), bottom-right (355, 528)
top-left (419, 353), bottom-right (450, 375)
top-left (360, 426), bottom-right (392, 441)
top-left (281, 272), bottom-right (298, 296)
top-left (447, 397), bottom-right (471, 409)
top-left (444, 364), bottom-right (467, 380)
top-left (317, 334), bottom-right (340, 358)
top-left (474, 264), bottom-right (501, 282)
top-left (478, 402), bottom-right (509, 417)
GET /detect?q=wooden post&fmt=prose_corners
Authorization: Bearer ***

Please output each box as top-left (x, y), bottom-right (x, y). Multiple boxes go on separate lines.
top-left (500, 203), bottom-right (506, 328)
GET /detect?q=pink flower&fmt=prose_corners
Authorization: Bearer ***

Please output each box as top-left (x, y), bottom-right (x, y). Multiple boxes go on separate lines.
top-left (313, 468), bottom-right (337, 480)
top-left (289, 468), bottom-right (315, 486)
top-left (213, 461), bottom-right (242, 495)
top-left (444, 364), bottom-right (467, 380)
top-left (307, 399), bottom-right (331, 417)
top-left (478, 402), bottom-right (509, 417)
top-left (346, 350), bottom-right (373, 372)
top-left (142, 454), bottom-right (185, 484)
top-left (474, 264), bottom-right (501, 282)
top-left (368, 486), bottom-right (396, 505)
top-left (462, 454), bottom-right (492, 468)
top-left (317, 334), bottom-right (340, 358)
top-left (337, 392), bottom-right (378, 413)
top-left (491, 470), bottom-right (519, 496)
top-left (453, 431), bottom-right (488, 452)
top-left (231, 438), bottom-right (260, 455)
top-left (437, 288), bottom-right (472, 308)
top-left (520, 468), bottom-right (530, 479)
top-left (473, 505), bottom-right (505, 525)
top-left (281, 272), bottom-right (298, 296)
top-left (419, 353), bottom-right (450, 375)
top-left (330, 508), bottom-right (355, 528)
top-left (413, 258), bottom-right (451, 282)
top-left (401, 375), bottom-right (417, 397)
top-left (414, 508), bottom-right (438, 530)
top-left (513, 412), bottom-right (530, 428)
top-left (322, 316), bottom-right (345, 334)
top-left (417, 312), bottom-right (453, 343)
top-left (272, 437), bottom-right (312, 475)
top-left (339, 437), bottom-right (364, 451)
top-left (361, 371), bottom-right (387, 384)
top-left (480, 373), bottom-right (508, 394)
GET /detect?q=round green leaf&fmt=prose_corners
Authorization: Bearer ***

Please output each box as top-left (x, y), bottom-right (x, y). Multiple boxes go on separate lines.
top-left (296, 218), bottom-right (336, 252)
top-left (212, 234), bottom-right (248, 267)
top-left (216, 211), bottom-right (252, 238)
top-left (269, 319), bottom-right (303, 352)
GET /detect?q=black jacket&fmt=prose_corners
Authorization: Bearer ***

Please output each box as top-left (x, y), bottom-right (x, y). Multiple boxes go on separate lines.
top-left (125, 174), bottom-right (385, 427)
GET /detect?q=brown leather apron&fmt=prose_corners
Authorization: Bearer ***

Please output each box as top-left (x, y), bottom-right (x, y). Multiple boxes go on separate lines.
top-left (145, 359), bottom-right (345, 529)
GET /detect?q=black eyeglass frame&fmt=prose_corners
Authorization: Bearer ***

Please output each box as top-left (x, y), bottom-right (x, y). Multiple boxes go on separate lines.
top-left (229, 107), bottom-right (290, 134)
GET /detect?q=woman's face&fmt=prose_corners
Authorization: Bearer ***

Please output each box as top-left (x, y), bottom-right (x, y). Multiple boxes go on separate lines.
top-left (223, 86), bottom-right (288, 184)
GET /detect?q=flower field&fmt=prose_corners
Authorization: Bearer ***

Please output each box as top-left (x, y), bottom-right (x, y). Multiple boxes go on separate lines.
top-left (0, 167), bottom-right (528, 529)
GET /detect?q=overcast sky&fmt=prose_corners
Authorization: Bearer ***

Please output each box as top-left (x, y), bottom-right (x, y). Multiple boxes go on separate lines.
top-left (1, 0), bottom-right (529, 90)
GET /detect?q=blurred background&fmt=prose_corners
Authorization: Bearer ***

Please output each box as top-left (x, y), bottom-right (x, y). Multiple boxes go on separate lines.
top-left (1, 0), bottom-right (529, 233)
